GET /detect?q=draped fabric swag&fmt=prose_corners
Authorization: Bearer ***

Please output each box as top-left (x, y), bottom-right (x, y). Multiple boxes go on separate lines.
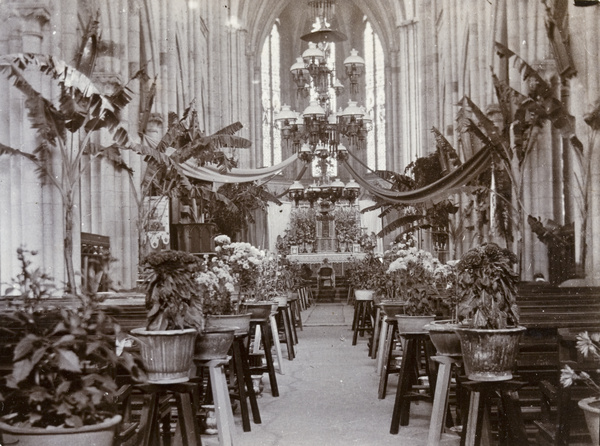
top-left (180, 153), bottom-right (299, 183)
top-left (340, 146), bottom-right (492, 205)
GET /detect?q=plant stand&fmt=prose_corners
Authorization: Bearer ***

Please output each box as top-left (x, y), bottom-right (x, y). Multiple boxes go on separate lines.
top-left (460, 380), bottom-right (529, 446)
top-left (390, 332), bottom-right (437, 434)
top-left (427, 355), bottom-right (463, 446)
top-left (135, 382), bottom-right (202, 446)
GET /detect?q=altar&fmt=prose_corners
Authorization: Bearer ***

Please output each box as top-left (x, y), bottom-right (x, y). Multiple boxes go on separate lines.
top-left (287, 252), bottom-right (367, 276)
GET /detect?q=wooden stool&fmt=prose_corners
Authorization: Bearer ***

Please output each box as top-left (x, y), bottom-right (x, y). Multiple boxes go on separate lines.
top-left (230, 333), bottom-right (261, 432)
top-left (136, 382), bottom-right (202, 446)
top-left (352, 295), bottom-right (374, 346)
top-left (427, 355), bottom-right (462, 446)
top-left (370, 305), bottom-right (383, 358)
top-left (460, 379), bottom-right (529, 446)
top-left (376, 314), bottom-right (392, 375)
top-left (390, 332), bottom-right (436, 434)
top-left (378, 317), bottom-right (403, 399)
top-left (276, 302), bottom-right (296, 360)
top-left (248, 317), bottom-right (280, 397)
top-left (195, 358), bottom-right (237, 446)
top-left (289, 294), bottom-right (303, 331)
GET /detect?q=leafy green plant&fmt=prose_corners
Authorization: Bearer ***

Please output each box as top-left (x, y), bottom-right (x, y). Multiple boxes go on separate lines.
top-left (141, 250), bottom-right (204, 331)
top-left (456, 243), bottom-right (520, 329)
top-left (196, 256), bottom-right (236, 316)
top-left (0, 248), bottom-right (145, 428)
top-left (560, 332), bottom-right (600, 397)
top-left (345, 252), bottom-right (386, 292)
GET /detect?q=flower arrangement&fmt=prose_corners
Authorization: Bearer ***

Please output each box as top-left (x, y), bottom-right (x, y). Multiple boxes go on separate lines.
top-left (196, 256), bottom-right (236, 315)
top-left (0, 248), bottom-right (145, 429)
top-left (142, 249), bottom-right (204, 331)
top-left (334, 207), bottom-right (360, 245)
top-left (359, 231), bottom-right (378, 253)
top-left (215, 236), bottom-right (265, 295)
top-left (560, 332), bottom-right (600, 396)
top-left (345, 252), bottom-right (386, 292)
top-left (383, 233), bottom-right (454, 315)
top-left (455, 242), bottom-right (519, 329)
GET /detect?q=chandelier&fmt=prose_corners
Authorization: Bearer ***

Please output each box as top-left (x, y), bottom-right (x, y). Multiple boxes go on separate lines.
top-left (288, 178), bottom-right (361, 207)
top-left (275, 0), bottom-right (372, 163)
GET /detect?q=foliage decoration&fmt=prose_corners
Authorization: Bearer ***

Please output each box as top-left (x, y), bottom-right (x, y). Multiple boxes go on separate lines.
top-left (0, 248), bottom-right (145, 429)
top-left (141, 250), bottom-right (204, 331)
top-left (455, 243), bottom-right (520, 329)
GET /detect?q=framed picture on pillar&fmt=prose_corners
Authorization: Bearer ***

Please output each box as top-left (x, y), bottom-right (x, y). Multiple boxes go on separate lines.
top-left (353, 243), bottom-right (361, 253)
top-left (291, 245), bottom-right (299, 255)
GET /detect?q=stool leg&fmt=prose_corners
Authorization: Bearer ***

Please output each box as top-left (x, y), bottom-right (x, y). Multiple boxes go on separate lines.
top-left (209, 362), bottom-right (236, 446)
top-left (232, 339), bottom-right (251, 432)
top-left (173, 391), bottom-right (202, 446)
top-left (139, 393), bottom-right (161, 446)
top-left (376, 318), bottom-right (389, 375)
top-left (427, 361), bottom-right (453, 446)
top-left (352, 301), bottom-right (363, 345)
top-left (378, 322), bottom-right (397, 399)
top-left (236, 338), bottom-right (261, 424)
top-left (390, 338), bottom-right (417, 433)
top-left (287, 304), bottom-right (298, 344)
top-left (282, 307), bottom-right (296, 358)
top-left (260, 321), bottom-right (280, 397)
top-left (269, 315), bottom-right (285, 374)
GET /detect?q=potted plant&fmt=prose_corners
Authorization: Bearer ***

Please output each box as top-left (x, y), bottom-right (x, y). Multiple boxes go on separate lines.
top-left (0, 248), bottom-right (145, 445)
top-left (346, 252), bottom-right (386, 301)
top-left (560, 331), bottom-right (600, 445)
top-left (453, 243), bottom-right (526, 381)
top-left (131, 250), bottom-right (204, 383)
top-left (198, 255), bottom-right (246, 359)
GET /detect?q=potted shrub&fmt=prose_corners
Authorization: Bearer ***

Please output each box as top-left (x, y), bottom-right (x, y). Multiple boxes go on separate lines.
top-left (131, 250), bottom-right (204, 383)
top-left (0, 248), bottom-right (145, 445)
top-left (560, 331), bottom-right (600, 445)
top-left (346, 252), bottom-right (386, 301)
top-left (453, 243), bottom-right (526, 381)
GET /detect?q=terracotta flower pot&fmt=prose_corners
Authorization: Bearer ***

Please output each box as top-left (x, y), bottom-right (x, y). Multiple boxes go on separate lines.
top-left (354, 289), bottom-right (375, 301)
top-left (379, 301), bottom-right (406, 317)
top-left (395, 315), bottom-right (436, 334)
top-left (0, 415), bottom-right (122, 446)
top-left (578, 396), bottom-right (600, 446)
top-left (195, 328), bottom-right (235, 361)
top-left (454, 325), bottom-right (526, 381)
top-left (240, 302), bottom-right (274, 320)
top-left (131, 327), bottom-right (197, 383)
top-left (205, 313), bottom-right (252, 336)
top-left (425, 319), bottom-right (462, 357)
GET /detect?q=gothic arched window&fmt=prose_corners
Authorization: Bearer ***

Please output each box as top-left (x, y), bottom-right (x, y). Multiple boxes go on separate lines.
top-left (261, 23), bottom-right (281, 167)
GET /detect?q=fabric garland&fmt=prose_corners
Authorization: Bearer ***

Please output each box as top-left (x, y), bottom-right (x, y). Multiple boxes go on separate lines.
top-left (340, 146), bottom-right (492, 205)
top-left (179, 153), bottom-right (299, 183)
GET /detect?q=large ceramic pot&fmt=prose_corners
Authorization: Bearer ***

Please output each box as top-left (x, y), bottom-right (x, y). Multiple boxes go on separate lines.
top-left (425, 320), bottom-right (462, 357)
top-left (130, 327), bottom-right (197, 383)
top-left (195, 327), bottom-right (235, 360)
top-left (395, 315), bottom-right (436, 334)
top-left (578, 396), bottom-right (600, 446)
top-left (454, 325), bottom-right (526, 381)
top-left (205, 313), bottom-right (252, 336)
top-left (354, 289), bottom-right (375, 301)
top-left (0, 415), bottom-right (121, 446)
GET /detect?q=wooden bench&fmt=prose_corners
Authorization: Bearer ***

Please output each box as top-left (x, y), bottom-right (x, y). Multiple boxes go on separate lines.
top-left (513, 285), bottom-right (600, 443)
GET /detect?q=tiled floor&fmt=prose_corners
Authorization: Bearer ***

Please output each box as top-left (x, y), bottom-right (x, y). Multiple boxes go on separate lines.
top-left (203, 303), bottom-right (461, 446)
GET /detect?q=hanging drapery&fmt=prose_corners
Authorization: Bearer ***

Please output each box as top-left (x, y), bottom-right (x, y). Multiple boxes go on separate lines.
top-left (179, 153), bottom-right (299, 183)
top-left (340, 146), bottom-right (492, 205)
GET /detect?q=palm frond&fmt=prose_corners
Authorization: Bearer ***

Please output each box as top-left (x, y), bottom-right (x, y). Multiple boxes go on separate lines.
top-left (0, 143), bottom-right (38, 162)
top-left (86, 143), bottom-right (133, 174)
top-left (495, 42), bottom-right (553, 99)
top-left (213, 122), bottom-right (244, 136)
top-left (377, 214), bottom-right (425, 238)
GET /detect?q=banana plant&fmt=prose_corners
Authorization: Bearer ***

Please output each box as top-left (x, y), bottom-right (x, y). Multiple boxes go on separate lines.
top-left (0, 53), bottom-right (135, 292)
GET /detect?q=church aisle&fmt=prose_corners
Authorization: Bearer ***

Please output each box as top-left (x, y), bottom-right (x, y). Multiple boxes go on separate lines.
top-left (211, 304), bottom-right (461, 446)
